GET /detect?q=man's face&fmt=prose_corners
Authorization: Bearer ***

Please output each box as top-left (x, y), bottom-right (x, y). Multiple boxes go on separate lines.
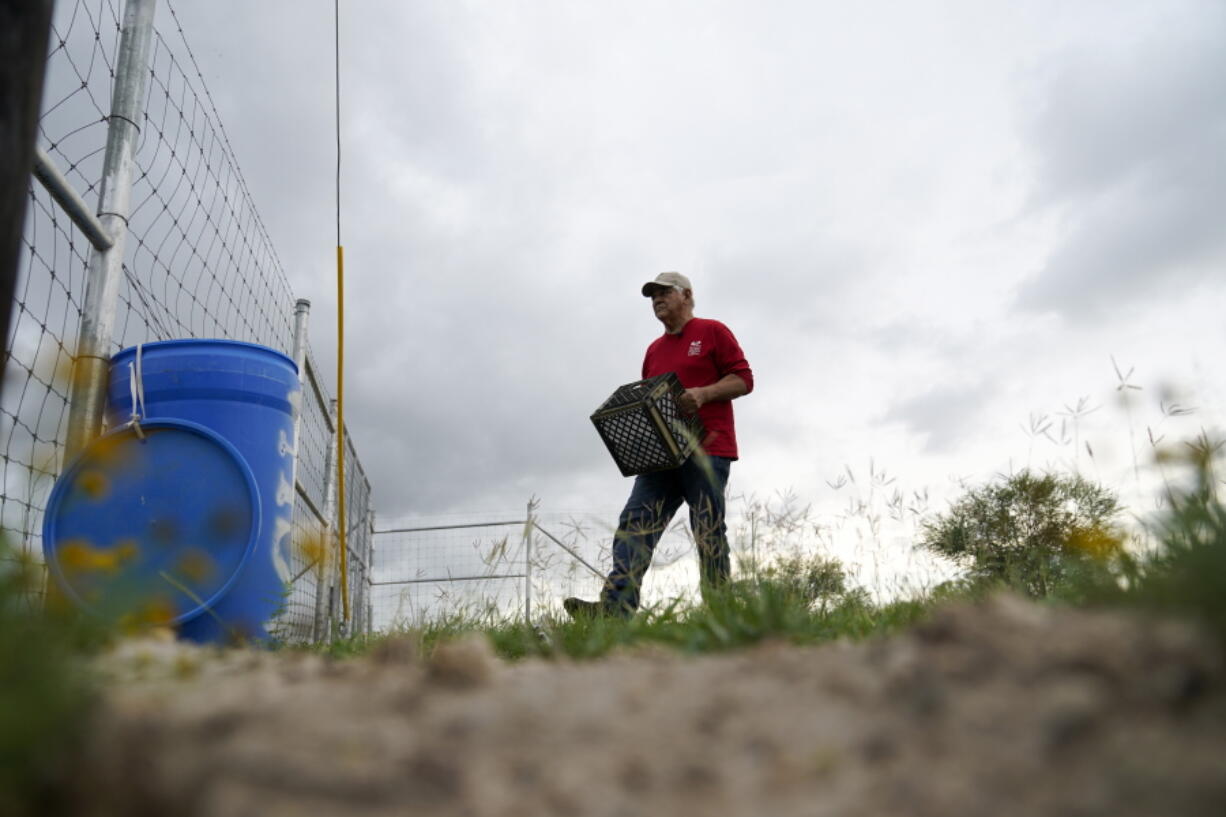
top-left (649, 285), bottom-right (687, 323)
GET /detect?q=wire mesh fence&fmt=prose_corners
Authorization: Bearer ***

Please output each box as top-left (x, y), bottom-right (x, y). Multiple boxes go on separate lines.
top-left (339, 434), bottom-right (375, 636)
top-left (372, 518), bottom-right (533, 630)
top-left (295, 351), bottom-right (334, 520)
top-left (369, 509), bottom-right (705, 631)
top-left (368, 493), bottom-right (960, 632)
top-left (5, 0), bottom-right (374, 640)
top-left (117, 10), bottom-right (295, 353)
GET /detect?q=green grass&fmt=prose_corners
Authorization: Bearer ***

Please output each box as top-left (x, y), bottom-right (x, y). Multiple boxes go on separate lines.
top-left (304, 609), bottom-right (509, 662)
top-left (0, 542), bottom-right (104, 817)
top-left (333, 451), bottom-right (1226, 666)
top-left (521, 590), bottom-right (931, 660)
top-left (1082, 454), bottom-right (1226, 646)
top-left (339, 573), bottom-right (936, 664)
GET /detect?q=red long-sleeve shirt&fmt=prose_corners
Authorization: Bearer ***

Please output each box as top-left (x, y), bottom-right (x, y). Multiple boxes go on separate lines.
top-left (642, 317), bottom-right (753, 459)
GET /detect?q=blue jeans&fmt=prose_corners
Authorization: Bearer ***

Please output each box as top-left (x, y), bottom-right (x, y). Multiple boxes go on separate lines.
top-left (601, 454), bottom-right (733, 614)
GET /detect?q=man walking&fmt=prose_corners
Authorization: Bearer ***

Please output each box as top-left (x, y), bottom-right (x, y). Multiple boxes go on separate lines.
top-left (566, 272), bottom-right (754, 618)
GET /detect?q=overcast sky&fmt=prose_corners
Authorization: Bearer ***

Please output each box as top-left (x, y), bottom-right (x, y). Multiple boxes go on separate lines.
top-left (164, 0), bottom-right (1225, 532)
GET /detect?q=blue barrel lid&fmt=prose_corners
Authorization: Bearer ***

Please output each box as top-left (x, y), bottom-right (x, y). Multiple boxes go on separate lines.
top-left (42, 418), bottom-right (262, 626)
top-left (110, 338), bottom-right (298, 375)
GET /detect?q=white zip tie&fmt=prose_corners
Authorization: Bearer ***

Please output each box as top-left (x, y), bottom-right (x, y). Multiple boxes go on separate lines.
top-left (128, 342), bottom-right (147, 440)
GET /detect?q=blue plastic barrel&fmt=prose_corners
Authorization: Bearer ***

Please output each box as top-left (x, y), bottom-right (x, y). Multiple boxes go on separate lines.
top-left (42, 339), bottom-right (299, 643)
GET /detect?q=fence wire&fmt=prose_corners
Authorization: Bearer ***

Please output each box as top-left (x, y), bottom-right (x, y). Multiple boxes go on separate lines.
top-left (368, 501), bottom-right (953, 631)
top-left (296, 350), bottom-right (335, 515)
top-left (371, 521), bottom-right (531, 629)
top-left (369, 512), bottom-right (705, 630)
top-left (340, 434), bottom-right (375, 635)
top-left (5, 0), bottom-right (374, 639)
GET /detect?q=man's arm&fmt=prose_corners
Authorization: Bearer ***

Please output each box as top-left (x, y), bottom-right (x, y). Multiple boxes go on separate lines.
top-left (678, 373), bottom-right (749, 414)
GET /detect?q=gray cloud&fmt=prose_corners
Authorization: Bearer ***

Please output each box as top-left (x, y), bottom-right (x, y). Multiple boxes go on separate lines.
top-left (1017, 1), bottom-right (1226, 317)
top-left (883, 378), bottom-right (999, 454)
top-left (126, 0), bottom-right (1226, 521)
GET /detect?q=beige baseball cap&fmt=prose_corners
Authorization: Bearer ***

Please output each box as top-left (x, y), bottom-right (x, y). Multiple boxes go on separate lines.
top-left (641, 271), bottom-right (692, 296)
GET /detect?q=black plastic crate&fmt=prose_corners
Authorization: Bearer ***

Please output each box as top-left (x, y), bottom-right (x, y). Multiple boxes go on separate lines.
top-left (591, 372), bottom-right (705, 477)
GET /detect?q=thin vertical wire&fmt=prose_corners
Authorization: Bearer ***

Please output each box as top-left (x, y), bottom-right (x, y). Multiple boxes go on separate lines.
top-left (334, 0), bottom-right (350, 623)
top-left (334, 0), bottom-right (342, 249)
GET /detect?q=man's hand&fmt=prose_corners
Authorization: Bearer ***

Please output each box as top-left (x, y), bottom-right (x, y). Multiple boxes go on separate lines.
top-left (678, 387), bottom-right (706, 416)
top-left (678, 374), bottom-right (749, 415)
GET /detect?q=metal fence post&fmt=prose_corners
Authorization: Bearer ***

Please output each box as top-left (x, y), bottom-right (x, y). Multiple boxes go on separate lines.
top-left (350, 509), bottom-right (364, 637)
top-left (288, 301), bottom-right (310, 544)
top-left (282, 299), bottom-right (312, 637)
top-left (523, 500), bottom-right (535, 624)
top-left (366, 507), bottom-right (375, 635)
top-left (290, 299), bottom-right (311, 428)
top-left (64, 0), bottom-right (159, 461)
top-left (312, 396), bottom-right (340, 642)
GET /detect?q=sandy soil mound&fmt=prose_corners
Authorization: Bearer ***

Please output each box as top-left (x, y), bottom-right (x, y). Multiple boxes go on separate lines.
top-left (70, 595), bottom-right (1226, 816)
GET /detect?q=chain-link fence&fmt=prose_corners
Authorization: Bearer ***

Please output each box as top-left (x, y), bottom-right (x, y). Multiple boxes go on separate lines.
top-left (5, 0), bottom-right (373, 640)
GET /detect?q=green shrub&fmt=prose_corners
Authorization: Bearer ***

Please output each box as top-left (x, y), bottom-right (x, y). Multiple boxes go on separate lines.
top-left (757, 551), bottom-right (861, 612)
top-left (919, 470), bottom-right (1123, 598)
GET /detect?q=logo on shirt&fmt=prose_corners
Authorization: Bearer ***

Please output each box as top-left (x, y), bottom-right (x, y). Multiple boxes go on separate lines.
top-left (687, 340), bottom-right (702, 357)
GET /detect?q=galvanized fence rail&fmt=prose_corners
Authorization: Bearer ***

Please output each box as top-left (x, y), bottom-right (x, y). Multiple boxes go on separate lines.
top-left (5, 0), bottom-right (373, 640)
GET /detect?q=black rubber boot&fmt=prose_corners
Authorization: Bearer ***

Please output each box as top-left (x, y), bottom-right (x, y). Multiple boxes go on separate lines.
top-left (563, 597), bottom-right (605, 620)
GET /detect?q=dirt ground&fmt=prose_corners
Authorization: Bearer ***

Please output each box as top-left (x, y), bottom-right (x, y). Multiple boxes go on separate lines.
top-left (70, 595), bottom-right (1226, 817)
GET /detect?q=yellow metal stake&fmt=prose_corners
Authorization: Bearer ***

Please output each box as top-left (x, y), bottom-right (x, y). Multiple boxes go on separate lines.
top-left (337, 244), bottom-right (349, 623)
